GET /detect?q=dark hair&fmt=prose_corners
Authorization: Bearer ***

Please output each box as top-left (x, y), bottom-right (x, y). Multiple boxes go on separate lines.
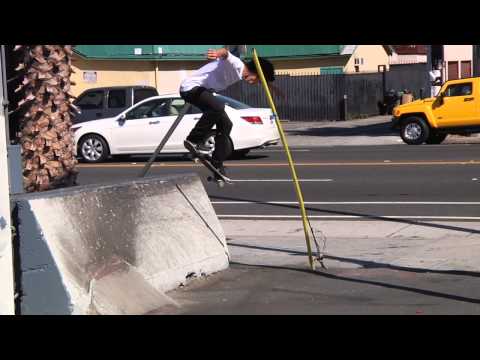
top-left (245, 57), bottom-right (275, 82)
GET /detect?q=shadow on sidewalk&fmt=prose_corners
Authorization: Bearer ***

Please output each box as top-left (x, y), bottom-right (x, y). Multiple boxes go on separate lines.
top-left (228, 243), bottom-right (480, 278)
top-left (228, 260), bottom-right (480, 305)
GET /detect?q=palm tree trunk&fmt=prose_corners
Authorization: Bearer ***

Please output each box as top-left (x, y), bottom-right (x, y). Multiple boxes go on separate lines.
top-left (15, 45), bottom-right (78, 192)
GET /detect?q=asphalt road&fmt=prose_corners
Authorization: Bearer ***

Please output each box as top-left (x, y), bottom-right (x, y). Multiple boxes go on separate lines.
top-left (76, 144), bottom-right (480, 221)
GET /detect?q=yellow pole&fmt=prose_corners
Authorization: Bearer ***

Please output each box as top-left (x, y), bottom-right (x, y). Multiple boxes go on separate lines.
top-left (252, 48), bottom-right (315, 270)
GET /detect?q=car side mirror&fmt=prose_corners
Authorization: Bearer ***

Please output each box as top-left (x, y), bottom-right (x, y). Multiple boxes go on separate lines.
top-left (437, 92), bottom-right (445, 104)
top-left (118, 114), bottom-right (127, 125)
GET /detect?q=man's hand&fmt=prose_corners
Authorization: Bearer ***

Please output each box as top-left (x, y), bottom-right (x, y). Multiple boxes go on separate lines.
top-left (207, 48), bottom-right (229, 60)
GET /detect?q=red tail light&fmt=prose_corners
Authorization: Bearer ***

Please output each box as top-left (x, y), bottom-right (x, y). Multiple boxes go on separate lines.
top-left (241, 116), bottom-right (263, 125)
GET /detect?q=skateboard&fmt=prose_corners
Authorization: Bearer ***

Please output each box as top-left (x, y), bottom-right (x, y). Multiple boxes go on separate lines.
top-left (183, 140), bottom-right (233, 187)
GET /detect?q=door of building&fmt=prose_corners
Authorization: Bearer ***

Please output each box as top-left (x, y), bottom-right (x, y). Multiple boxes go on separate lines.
top-left (448, 61), bottom-right (459, 80)
top-left (461, 61), bottom-right (472, 78)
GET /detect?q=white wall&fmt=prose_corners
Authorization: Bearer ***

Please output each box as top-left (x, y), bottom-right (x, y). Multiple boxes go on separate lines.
top-left (442, 45), bottom-right (473, 80)
top-left (0, 46), bottom-right (14, 315)
top-left (443, 45), bottom-right (473, 62)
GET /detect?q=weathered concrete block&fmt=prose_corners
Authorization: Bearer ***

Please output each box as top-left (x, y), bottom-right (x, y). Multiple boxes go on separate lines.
top-left (14, 174), bottom-right (229, 315)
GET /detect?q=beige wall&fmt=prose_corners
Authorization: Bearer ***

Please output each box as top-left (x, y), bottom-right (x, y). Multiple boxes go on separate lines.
top-left (71, 56), bottom-right (156, 96)
top-left (443, 45), bottom-right (473, 62)
top-left (71, 55), bottom-right (208, 96)
top-left (344, 45), bottom-right (389, 73)
top-left (155, 60), bottom-right (207, 93)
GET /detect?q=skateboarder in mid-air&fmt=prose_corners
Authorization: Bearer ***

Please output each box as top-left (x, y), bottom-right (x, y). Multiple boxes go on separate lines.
top-left (180, 47), bottom-right (279, 181)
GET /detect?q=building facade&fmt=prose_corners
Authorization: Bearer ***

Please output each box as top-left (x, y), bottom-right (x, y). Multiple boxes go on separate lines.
top-left (442, 45), bottom-right (473, 81)
top-left (71, 45), bottom-right (392, 96)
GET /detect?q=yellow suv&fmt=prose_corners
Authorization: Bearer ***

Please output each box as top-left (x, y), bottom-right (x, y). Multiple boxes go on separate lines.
top-left (391, 77), bottom-right (479, 145)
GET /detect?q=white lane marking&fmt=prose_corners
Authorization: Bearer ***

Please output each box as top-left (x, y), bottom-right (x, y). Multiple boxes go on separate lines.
top-left (231, 179), bottom-right (333, 182)
top-left (212, 201), bottom-right (480, 205)
top-left (217, 215), bottom-right (480, 220)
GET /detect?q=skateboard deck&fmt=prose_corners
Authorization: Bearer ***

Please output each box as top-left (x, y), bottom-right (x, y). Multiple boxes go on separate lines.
top-left (183, 141), bottom-right (233, 187)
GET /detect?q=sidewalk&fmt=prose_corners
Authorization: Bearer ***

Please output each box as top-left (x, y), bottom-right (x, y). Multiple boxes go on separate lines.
top-left (222, 220), bottom-right (480, 272)
top-left (154, 220), bottom-right (480, 314)
top-left (276, 116), bottom-right (480, 147)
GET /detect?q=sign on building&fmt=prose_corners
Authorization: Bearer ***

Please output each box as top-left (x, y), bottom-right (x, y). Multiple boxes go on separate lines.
top-left (83, 71), bottom-right (97, 83)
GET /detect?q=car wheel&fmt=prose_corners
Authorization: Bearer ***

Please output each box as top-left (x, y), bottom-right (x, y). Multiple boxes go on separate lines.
top-left (79, 134), bottom-right (110, 163)
top-left (400, 117), bottom-right (430, 145)
top-left (425, 132), bottom-right (447, 145)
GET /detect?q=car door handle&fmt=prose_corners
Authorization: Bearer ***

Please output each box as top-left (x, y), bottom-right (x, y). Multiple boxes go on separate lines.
top-left (464, 97), bottom-right (474, 102)
top-left (149, 121), bottom-right (160, 125)
top-left (193, 117), bottom-right (201, 120)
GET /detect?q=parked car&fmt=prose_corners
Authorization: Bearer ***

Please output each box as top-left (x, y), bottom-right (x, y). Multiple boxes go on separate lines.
top-left (72, 86), bottom-right (159, 124)
top-left (71, 93), bottom-right (280, 163)
top-left (392, 77), bottom-right (480, 145)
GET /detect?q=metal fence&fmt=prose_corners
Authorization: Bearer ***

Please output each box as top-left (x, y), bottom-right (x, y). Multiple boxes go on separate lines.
top-left (221, 63), bottom-right (429, 121)
top-left (386, 63), bottom-right (429, 99)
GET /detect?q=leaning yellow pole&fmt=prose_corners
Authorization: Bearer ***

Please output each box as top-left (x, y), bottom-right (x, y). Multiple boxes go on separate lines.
top-left (252, 48), bottom-right (315, 270)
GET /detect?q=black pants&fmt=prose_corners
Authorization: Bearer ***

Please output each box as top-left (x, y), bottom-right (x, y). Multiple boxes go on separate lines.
top-left (180, 87), bottom-right (233, 165)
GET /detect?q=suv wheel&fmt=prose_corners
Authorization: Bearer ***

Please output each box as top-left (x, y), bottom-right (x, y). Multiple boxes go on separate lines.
top-left (400, 117), bottom-right (430, 145)
top-left (425, 132), bottom-right (447, 145)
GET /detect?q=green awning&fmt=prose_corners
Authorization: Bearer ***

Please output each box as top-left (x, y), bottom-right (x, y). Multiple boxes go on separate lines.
top-left (73, 45), bottom-right (223, 61)
top-left (246, 45), bottom-right (344, 59)
top-left (73, 45), bottom-right (346, 61)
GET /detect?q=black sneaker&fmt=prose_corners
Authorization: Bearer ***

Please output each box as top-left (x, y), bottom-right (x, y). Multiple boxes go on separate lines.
top-left (184, 140), bottom-right (212, 156)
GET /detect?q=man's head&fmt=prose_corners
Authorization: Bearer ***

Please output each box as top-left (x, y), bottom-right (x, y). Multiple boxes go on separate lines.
top-left (243, 57), bottom-right (275, 85)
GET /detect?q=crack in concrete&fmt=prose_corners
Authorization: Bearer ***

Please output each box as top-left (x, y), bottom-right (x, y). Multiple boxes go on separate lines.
top-left (23, 264), bottom-right (50, 274)
top-left (386, 224), bottom-right (413, 238)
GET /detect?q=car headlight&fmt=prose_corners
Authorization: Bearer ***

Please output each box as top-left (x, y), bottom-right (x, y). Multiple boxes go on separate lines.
top-left (71, 126), bottom-right (81, 133)
top-left (393, 108), bottom-right (400, 117)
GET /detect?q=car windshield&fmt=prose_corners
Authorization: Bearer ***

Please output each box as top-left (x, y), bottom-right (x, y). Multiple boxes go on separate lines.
top-left (214, 94), bottom-right (251, 109)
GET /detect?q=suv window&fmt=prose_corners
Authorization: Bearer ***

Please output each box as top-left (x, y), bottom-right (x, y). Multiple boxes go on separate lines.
top-left (167, 98), bottom-right (201, 115)
top-left (134, 88), bottom-right (158, 104)
top-left (108, 89), bottom-right (127, 108)
top-left (125, 99), bottom-right (169, 120)
top-left (168, 98), bottom-right (182, 116)
top-left (76, 90), bottom-right (104, 109)
top-left (445, 83), bottom-right (472, 97)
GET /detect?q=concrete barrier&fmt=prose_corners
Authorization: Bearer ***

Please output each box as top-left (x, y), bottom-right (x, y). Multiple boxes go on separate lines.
top-left (14, 174), bottom-right (229, 315)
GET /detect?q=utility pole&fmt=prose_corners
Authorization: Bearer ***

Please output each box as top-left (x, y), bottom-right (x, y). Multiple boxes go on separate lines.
top-left (0, 44), bottom-right (15, 315)
top-left (473, 45), bottom-right (480, 77)
top-left (425, 45), bottom-right (433, 97)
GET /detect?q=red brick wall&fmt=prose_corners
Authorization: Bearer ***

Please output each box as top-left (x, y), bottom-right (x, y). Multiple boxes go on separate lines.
top-left (392, 45), bottom-right (428, 55)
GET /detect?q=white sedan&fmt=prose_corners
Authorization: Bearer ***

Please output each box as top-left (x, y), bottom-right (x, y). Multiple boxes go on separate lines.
top-left (72, 93), bottom-right (280, 163)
